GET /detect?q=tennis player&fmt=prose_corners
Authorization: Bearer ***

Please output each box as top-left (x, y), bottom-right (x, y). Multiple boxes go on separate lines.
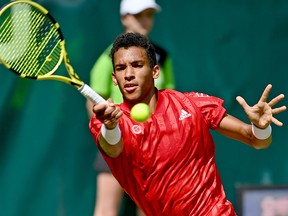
top-left (87, 0), bottom-right (174, 215)
top-left (89, 32), bottom-right (286, 215)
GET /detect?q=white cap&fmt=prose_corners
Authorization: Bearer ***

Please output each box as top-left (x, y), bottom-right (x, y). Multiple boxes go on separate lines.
top-left (120, 0), bottom-right (161, 16)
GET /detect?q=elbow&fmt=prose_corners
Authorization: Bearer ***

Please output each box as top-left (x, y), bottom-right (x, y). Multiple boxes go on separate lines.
top-left (252, 137), bottom-right (272, 150)
top-left (253, 142), bottom-right (271, 150)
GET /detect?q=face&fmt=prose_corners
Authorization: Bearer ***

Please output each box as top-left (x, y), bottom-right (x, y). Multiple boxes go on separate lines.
top-left (112, 46), bottom-right (160, 104)
top-left (121, 8), bottom-right (155, 35)
top-left (134, 8), bottom-right (155, 33)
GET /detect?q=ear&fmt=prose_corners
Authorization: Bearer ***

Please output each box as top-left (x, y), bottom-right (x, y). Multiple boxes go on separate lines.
top-left (112, 72), bottom-right (118, 86)
top-left (120, 15), bottom-right (127, 27)
top-left (152, 65), bottom-right (160, 79)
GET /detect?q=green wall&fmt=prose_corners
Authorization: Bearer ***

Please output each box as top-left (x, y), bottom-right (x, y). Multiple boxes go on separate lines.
top-left (0, 0), bottom-right (287, 215)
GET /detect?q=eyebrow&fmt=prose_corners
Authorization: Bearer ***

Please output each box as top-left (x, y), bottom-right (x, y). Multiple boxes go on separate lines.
top-left (115, 59), bottom-right (144, 66)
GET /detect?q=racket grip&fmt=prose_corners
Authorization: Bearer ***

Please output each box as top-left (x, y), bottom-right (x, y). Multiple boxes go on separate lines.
top-left (79, 84), bottom-right (106, 104)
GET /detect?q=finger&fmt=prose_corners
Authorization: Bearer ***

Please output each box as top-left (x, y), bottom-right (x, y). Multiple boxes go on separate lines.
top-left (115, 110), bottom-right (123, 120)
top-left (272, 116), bottom-right (284, 126)
top-left (259, 84), bottom-right (272, 103)
top-left (236, 96), bottom-right (250, 110)
top-left (105, 106), bottom-right (118, 118)
top-left (268, 94), bottom-right (285, 107)
top-left (110, 107), bottom-right (121, 119)
top-left (93, 103), bottom-right (108, 113)
top-left (107, 98), bottom-right (115, 104)
top-left (272, 105), bottom-right (287, 115)
top-left (103, 119), bottom-right (118, 127)
top-left (104, 111), bottom-right (123, 126)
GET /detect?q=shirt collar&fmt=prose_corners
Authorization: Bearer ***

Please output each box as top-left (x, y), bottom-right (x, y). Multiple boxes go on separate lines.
top-left (120, 88), bottom-right (165, 115)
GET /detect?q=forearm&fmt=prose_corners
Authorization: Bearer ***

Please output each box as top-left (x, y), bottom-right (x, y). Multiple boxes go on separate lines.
top-left (250, 124), bottom-right (272, 149)
top-left (99, 124), bottom-right (123, 158)
top-left (217, 114), bottom-right (272, 149)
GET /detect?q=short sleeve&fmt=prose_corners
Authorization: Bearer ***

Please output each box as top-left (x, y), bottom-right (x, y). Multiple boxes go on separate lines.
top-left (185, 92), bottom-right (226, 129)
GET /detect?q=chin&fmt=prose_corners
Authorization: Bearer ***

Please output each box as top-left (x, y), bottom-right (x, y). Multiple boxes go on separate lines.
top-left (124, 95), bottom-right (141, 103)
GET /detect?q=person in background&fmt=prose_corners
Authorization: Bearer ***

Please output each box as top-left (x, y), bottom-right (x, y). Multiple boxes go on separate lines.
top-left (89, 32), bottom-right (286, 215)
top-left (86, 0), bottom-right (175, 215)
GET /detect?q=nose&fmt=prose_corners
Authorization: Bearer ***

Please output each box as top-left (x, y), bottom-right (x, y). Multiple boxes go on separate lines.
top-left (125, 66), bottom-right (135, 80)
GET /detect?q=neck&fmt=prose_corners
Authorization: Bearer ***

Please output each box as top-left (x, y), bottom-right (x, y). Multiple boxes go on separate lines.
top-left (125, 88), bottom-right (158, 114)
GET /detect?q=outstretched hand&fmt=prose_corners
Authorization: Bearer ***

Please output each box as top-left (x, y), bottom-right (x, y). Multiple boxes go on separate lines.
top-left (236, 84), bottom-right (286, 128)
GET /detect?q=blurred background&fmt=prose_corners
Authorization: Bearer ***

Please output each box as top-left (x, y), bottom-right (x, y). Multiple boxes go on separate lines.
top-left (0, 0), bottom-right (287, 215)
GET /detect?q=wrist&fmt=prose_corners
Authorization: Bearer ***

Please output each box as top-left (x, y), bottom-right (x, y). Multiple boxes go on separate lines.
top-left (251, 123), bottom-right (272, 140)
top-left (101, 124), bottom-right (121, 145)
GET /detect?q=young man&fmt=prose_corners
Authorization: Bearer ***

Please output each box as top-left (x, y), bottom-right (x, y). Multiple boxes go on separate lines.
top-left (87, 0), bottom-right (174, 215)
top-left (89, 32), bottom-right (286, 215)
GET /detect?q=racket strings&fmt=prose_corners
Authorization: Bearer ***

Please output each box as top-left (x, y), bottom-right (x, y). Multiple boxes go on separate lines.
top-left (21, 19), bottom-right (60, 76)
top-left (11, 12), bottom-right (47, 74)
top-left (0, 10), bottom-right (31, 61)
top-left (15, 6), bottom-right (61, 76)
top-left (0, 16), bottom-right (13, 42)
top-left (0, 5), bottom-right (36, 62)
top-left (0, 3), bottom-right (62, 77)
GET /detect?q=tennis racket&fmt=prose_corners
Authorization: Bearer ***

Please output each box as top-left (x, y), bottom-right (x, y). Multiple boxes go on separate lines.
top-left (0, 0), bottom-right (106, 104)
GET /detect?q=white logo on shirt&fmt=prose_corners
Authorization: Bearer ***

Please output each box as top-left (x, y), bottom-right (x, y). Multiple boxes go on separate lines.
top-left (179, 109), bottom-right (191, 120)
top-left (131, 125), bottom-right (142, 134)
top-left (195, 92), bottom-right (209, 97)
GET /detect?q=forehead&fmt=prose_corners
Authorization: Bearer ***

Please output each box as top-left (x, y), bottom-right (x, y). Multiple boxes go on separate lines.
top-left (114, 46), bottom-right (148, 64)
top-left (135, 8), bottom-right (155, 17)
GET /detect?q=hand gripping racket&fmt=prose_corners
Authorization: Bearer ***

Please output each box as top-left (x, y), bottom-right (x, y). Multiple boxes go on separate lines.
top-left (0, 0), bottom-right (106, 104)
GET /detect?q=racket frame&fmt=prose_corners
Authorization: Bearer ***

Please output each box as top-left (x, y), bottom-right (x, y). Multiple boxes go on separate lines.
top-left (0, 0), bottom-right (106, 104)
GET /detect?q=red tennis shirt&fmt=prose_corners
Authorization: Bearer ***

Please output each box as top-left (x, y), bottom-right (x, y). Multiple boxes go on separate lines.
top-left (89, 89), bottom-right (236, 215)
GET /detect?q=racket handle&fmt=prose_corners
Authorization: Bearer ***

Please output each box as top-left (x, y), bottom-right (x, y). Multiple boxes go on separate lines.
top-left (79, 84), bottom-right (106, 104)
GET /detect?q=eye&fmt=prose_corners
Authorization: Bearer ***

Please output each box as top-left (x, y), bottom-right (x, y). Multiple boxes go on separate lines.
top-left (132, 63), bottom-right (143, 68)
top-left (115, 65), bottom-right (126, 71)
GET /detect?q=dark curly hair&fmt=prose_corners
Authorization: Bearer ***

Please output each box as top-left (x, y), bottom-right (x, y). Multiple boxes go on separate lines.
top-left (110, 32), bottom-right (157, 70)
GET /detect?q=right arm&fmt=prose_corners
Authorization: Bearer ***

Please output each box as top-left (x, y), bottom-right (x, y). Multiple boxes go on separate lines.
top-left (92, 100), bottom-right (124, 158)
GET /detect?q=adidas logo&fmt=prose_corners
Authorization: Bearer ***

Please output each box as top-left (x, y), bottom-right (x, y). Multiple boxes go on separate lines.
top-left (179, 109), bottom-right (191, 120)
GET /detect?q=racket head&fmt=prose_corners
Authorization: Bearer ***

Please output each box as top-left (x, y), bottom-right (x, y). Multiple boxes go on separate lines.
top-left (0, 0), bottom-right (65, 79)
top-left (0, 0), bottom-right (105, 104)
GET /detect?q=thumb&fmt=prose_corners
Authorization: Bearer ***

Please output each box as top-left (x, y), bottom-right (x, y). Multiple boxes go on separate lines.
top-left (236, 96), bottom-right (249, 110)
top-left (107, 98), bottom-right (115, 104)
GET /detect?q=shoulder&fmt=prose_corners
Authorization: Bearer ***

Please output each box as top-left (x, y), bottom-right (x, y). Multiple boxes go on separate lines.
top-left (160, 89), bottom-right (224, 107)
top-left (159, 89), bottom-right (180, 96)
top-left (100, 44), bottom-right (113, 56)
top-left (104, 44), bottom-right (113, 53)
top-left (152, 43), bottom-right (168, 55)
top-left (160, 89), bottom-right (198, 98)
top-left (91, 44), bottom-right (113, 72)
top-left (159, 89), bottom-right (187, 103)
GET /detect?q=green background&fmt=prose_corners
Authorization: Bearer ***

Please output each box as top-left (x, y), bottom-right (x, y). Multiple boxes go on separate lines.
top-left (0, 0), bottom-right (287, 215)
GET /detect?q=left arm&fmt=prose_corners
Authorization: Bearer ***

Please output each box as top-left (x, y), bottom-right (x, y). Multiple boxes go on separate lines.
top-left (216, 114), bottom-right (272, 149)
top-left (216, 84), bottom-right (286, 149)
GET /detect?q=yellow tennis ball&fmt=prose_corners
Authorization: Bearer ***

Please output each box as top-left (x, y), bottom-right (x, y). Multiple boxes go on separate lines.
top-left (131, 103), bottom-right (150, 122)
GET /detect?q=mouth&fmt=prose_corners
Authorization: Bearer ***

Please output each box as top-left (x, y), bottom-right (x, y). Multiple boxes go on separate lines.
top-left (124, 83), bottom-right (138, 93)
